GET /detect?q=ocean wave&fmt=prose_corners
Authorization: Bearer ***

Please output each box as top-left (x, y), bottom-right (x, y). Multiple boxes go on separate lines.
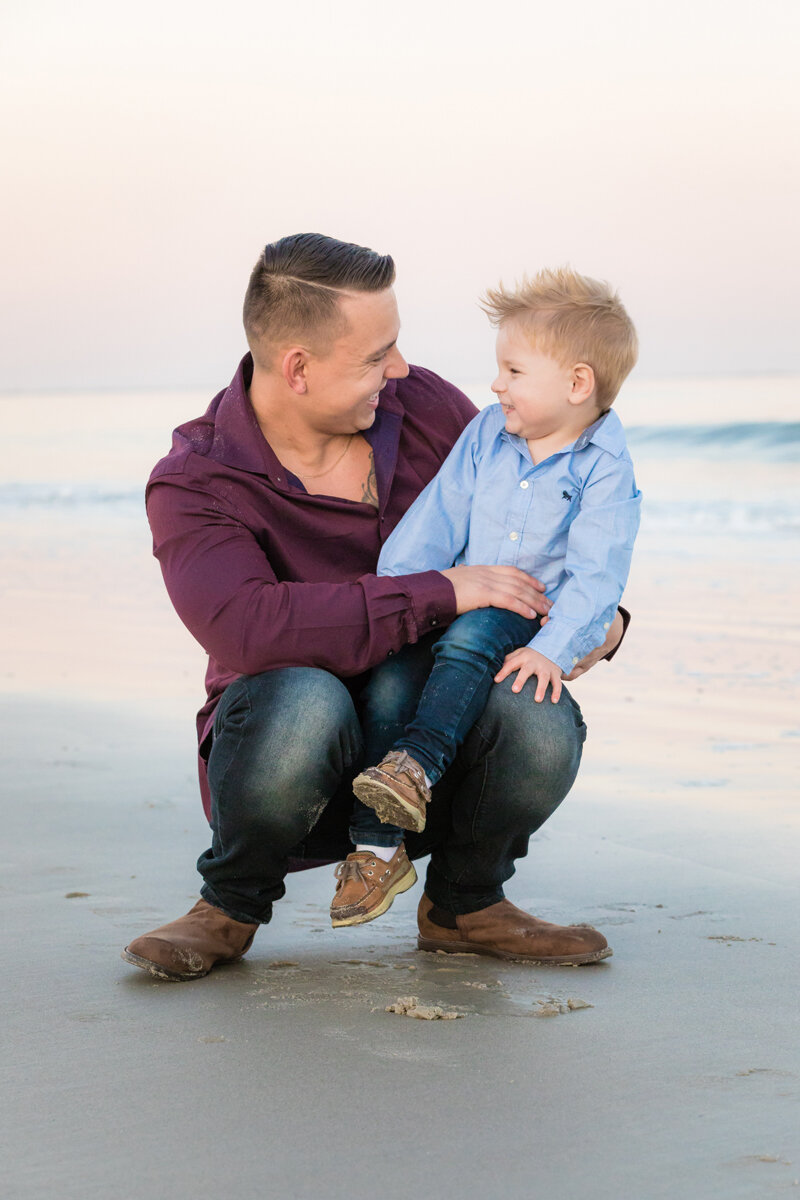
top-left (643, 499), bottom-right (800, 535)
top-left (626, 421), bottom-right (800, 459)
top-left (0, 483), bottom-right (144, 510)
top-left (2, 485), bottom-right (796, 538)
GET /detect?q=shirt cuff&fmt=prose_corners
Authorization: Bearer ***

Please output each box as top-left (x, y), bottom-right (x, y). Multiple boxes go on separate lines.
top-left (405, 570), bottom-right (458, 641)
top-left (602, 606), bottom-right (631, 662)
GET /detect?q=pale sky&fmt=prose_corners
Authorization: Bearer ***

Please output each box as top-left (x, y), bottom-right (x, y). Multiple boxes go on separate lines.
top-left (1, 0), bottom-right (798, 391)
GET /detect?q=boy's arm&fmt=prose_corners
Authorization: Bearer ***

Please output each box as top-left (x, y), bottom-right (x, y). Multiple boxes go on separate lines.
top-left (377, 412), bottom-right (485, 576)
top-left (527, 454), bottom-right (641, 674)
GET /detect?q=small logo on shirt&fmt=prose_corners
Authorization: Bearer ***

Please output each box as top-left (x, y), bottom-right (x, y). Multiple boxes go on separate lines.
top-left (562, 490), bottom-right (573, 501)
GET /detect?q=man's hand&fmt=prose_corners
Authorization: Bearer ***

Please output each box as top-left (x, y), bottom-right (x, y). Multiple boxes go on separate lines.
top-left (494, 647), bottom-right (563, 702)
top-left (441, 565), bottom-right (552, 620)
top-left (562, 611), bottom-right (624, 681)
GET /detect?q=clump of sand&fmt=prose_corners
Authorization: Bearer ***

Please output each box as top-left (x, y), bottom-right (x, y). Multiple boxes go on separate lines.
top-left (533, 998), bottom-right (594, 1017)
top-left (385, 996), bottom-right (464, 1020)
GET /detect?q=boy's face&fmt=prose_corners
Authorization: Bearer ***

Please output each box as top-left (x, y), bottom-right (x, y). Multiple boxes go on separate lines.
top-left (491, 323), bottom-right (578, 441)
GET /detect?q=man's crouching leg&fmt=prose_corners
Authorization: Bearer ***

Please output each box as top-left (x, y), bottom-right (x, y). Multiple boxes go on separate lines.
top-left (122, 668), bottom-right (362, 981)
top-left (411, 675), bottom-right (611, 965)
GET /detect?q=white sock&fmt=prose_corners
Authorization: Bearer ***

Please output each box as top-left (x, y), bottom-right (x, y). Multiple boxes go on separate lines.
top-left (356, 843), bottom-right (398, 863)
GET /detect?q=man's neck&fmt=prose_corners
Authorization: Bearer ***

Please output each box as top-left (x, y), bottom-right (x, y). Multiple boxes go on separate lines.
top-left (248, 365), bottom-right (347, 471)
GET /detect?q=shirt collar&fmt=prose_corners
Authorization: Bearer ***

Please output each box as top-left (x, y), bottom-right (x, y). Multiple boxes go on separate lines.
top-left (206, 354), bottom-right (403, 486)
top-left (575, 408), bottom-right (627, 457)
top-left (501, 408), bottom-right (627, 461)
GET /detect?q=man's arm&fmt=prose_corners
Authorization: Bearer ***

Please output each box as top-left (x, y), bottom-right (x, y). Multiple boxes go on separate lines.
top-left (146, 476), bottom-right (455, 678)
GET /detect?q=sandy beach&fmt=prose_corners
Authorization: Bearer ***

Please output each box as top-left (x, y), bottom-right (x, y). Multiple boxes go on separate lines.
top-left (2, 385), bottom-right (799, 1198)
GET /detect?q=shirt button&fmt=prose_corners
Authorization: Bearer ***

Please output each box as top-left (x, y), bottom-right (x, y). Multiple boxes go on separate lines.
top-left (520, 480), bottom-right (529, 489)
top-left (430, 617), bottom-right (438, 626)
top-left (572, 657), bottom-right (579, 665)
top-left (509, 531), bottom-right (519, 541)
top-left (603, 621), bottom-right (610, 631)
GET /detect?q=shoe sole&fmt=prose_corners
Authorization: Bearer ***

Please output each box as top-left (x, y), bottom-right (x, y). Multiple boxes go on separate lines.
top-left (352, 774), bottom-right (426, 833)
top-left (417, 935), bottom-right (613, 966)
top-left (331, 862), bottom-right (418, 927)
top-left (120, 948), bottom-right (248, 982)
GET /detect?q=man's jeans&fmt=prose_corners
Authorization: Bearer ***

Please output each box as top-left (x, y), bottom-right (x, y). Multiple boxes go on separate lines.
top-left (350, 608), bottom-right (542, 847)
top-left (198, 631), bottom-right (587, 925)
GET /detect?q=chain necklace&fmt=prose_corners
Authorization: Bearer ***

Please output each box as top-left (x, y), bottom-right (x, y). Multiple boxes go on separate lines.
top-left (296, 434), bottom-right (355, 480)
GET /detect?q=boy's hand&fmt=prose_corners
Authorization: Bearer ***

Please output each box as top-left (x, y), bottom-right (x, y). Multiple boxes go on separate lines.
top-left (494, 647), bottom-right (563, 703)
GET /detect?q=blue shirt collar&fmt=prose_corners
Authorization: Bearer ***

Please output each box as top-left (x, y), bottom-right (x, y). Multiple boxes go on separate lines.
top-left (502, 408), bottom-right (627, 461)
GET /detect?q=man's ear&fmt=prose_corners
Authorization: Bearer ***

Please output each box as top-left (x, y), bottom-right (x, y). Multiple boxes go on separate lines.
top-left (281, 348), bottom-right (309, 394)
top-left (569, 363), bottom-right (596, 406)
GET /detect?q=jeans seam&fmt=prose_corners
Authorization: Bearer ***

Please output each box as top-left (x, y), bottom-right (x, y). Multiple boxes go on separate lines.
top-left (448, 727), bottom-right (492, 888)
top-left (210, 683), bottom-right (253, 850)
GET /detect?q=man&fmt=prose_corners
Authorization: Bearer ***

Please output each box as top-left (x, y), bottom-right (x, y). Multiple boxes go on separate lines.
top-left (122, 234), bottom-right (626, 982)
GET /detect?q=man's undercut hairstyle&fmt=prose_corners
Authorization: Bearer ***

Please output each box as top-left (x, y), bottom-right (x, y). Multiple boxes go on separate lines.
top-left (243, 233), bottom-right (396, 366)
top-left (481, 266), bottom-right (638, 410)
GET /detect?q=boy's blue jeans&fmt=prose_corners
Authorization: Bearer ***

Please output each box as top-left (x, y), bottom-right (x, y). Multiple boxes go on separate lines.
top-left (350, 608), bottom-right (541, 847)
top-left (197, 623), bottom-right (586, 925)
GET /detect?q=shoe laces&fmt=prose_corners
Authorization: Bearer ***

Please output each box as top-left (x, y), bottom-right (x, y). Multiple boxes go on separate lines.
top-left (334, 856), bottom-right (385, 888)
top-left (383, 750), bottom-right (428, 792)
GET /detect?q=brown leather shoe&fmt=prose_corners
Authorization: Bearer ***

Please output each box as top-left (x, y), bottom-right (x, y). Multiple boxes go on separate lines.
top-left (121, 899), bottom-right (258, 981)
top-left (417, 892), bottom-right (611, 965)
top-left (331, 845), bottom-right (417, 927)
top-left (352, 750), bottom-right (431, 832)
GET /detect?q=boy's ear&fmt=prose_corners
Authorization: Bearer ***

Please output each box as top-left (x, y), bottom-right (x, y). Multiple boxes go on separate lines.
top-left (568, 363), bottom-right (596, 406)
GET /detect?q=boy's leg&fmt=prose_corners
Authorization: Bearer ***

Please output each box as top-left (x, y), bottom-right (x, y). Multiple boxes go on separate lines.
top-left (331, 641), bottom-right (439, 926)
top-left (393, 607), bottom-right (539, 783)
top-left (347, 640), bottom-right (436, 847)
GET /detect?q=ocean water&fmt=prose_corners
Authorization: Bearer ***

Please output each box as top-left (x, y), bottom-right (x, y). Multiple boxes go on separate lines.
top-left (1, 377), bottom-right (798, 551)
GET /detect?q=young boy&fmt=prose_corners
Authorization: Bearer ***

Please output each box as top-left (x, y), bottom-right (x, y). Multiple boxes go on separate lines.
top-left (330, 267), bottom-right (641, 927)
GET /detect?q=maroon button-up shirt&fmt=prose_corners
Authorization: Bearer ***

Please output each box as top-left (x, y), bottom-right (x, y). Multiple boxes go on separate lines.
top-left (146, 355), bottom-right (477, 817)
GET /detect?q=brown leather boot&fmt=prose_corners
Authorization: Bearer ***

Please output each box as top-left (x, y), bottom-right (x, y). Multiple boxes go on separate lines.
top-left (121, 899), bottom-right (259, 981)
top-left (417, 892), bottom-right (611, 965)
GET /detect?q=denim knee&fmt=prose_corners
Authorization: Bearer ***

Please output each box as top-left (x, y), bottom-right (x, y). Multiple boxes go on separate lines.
top-left (208, 667), bottom-right (362, 840)
top-left (470, 675), bottom-right (586, 824)
top-left (433, 608), bottom-right (539, 670)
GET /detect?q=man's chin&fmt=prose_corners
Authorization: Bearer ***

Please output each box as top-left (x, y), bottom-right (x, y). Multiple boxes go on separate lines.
top-left (356, 407), bottom-right (378, 430)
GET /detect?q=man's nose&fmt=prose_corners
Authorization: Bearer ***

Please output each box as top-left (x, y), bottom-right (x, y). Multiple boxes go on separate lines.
top-left (384, 346), bottom-right (410, 379)
top-left (491, 374), bottom-right (503, 394)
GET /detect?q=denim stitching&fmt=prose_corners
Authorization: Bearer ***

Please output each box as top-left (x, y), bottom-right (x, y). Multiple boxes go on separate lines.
top-left (209, 680), bottom-right (253, 853)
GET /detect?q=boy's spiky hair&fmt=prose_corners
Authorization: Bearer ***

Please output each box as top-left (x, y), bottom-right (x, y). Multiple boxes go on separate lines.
top-left (481, 266), bottom-right (638, 410)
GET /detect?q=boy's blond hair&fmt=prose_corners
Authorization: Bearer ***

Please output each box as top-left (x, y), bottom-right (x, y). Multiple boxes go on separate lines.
top-left (481, 267), bottom-right (638, 411)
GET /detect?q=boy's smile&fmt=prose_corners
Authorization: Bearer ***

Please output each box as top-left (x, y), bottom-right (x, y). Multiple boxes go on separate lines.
top-left (491, 322), bottom-right (596, 451)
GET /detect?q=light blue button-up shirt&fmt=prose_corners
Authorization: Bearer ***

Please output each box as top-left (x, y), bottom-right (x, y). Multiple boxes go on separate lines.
top-left (378, 403), bottom-right (641, 674)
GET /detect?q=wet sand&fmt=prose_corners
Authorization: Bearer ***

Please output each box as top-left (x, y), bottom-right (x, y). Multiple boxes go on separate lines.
top-left (2, 504), bottom-right (799, 1197)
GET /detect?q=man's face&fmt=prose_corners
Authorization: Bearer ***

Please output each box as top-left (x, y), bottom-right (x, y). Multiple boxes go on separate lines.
top-left (491, 323), bottom-right (575, 441)
top-left (303, 288), bottom-right (409, 434)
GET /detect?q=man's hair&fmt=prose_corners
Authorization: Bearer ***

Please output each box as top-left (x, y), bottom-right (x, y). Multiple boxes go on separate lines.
top-left (243, 233), bottom-right (396, 365)
top-left (481, 266), bottom-right (638, 410)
